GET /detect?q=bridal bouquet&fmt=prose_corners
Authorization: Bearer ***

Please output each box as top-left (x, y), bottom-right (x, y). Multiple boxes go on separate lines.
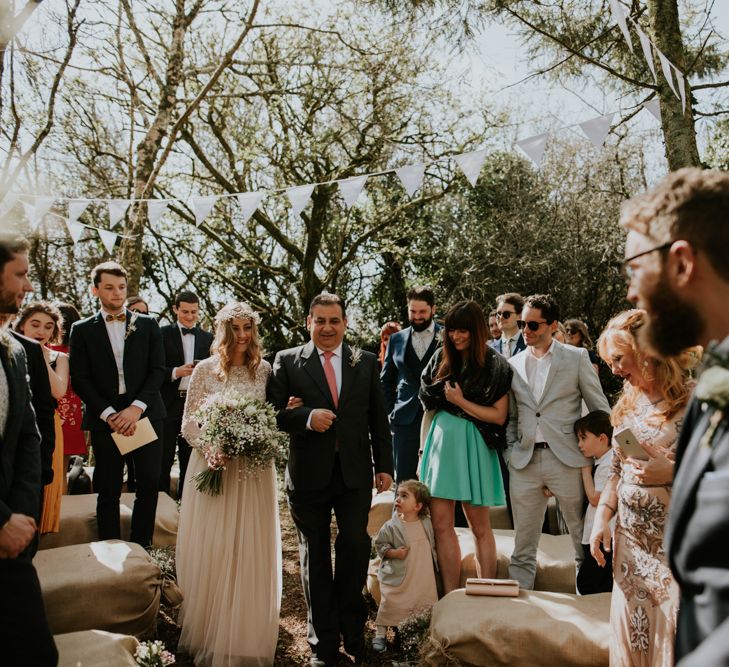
top-left (190, 390), bottom-right (288, 496)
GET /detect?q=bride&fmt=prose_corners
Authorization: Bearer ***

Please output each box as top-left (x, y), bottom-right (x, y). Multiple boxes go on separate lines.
top-left (176, 302), bottom-right (281, 666)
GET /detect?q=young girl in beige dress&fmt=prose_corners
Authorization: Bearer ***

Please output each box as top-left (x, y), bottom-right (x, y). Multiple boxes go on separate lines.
top-left (373, 480), bottom-right (439, 653)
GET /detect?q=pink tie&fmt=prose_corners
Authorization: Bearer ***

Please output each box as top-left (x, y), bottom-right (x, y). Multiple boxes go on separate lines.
top-left (322, 351), bottom-right (338, 408)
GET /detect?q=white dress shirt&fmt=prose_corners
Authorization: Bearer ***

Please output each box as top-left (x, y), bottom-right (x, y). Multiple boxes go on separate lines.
top-left (411, 321), bottom-right (436, 360)
top-left (172, 323), bottom-right (195, 392)
top-left (306, 343), bottom-right (343, 430)
top-left (524, 342), bottom-right (554, 443)
top-left (99, 308), bottom-right (147, 422)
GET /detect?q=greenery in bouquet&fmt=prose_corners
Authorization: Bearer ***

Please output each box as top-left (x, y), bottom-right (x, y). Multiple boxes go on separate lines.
top-left (397, 606), bottom-right (433, 662)
top-left (191, 390), bottom-right (288, 495)
top-left (135, 640), bottom-right (175, 666)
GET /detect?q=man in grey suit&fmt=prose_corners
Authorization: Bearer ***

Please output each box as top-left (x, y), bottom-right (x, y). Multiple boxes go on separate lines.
top-left (506, 294), bottom-right (610, 589)
top-left (267, 292), bottom-right (393, 667)
top-left (620, 168), bottom-right (729, 666)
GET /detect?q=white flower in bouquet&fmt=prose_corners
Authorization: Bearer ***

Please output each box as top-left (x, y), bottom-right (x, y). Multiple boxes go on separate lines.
top-left (134, 640), bottom-right (175, 666)
top-left (695, 366), bottom-right (729, 411)
top-left (190, 390), bottom-right (288, 496)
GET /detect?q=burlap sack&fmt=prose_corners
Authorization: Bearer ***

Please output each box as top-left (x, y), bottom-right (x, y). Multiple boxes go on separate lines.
top-left (368, 489), bottom-right (395, 537)
top-left (424, 589), bottom-right (610, 667)
top-left (36, 540), bottom-right (161, 637)
top-left (458, 528), bottom-right (577, 593)
top-left (39, 492), bottom-right (179, 550)
top-left (56, 630), bottom-right (139, 667)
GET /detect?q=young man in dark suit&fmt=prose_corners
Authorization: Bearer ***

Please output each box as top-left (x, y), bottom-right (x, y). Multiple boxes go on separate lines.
top-left (621, 168), bottom-right (729, 666)
top-left (0, 233), bottom-right (58, 665)
top-left (69, 261), bottom-right (166, 547)
top-left (380, 285), bottom-right (441, 483)
top-left (488, 292), bottom-right (526, 359)
top-left (268, 292), bottom-right (393, 667)
top-left (159, 290), bottom-right (213, 497)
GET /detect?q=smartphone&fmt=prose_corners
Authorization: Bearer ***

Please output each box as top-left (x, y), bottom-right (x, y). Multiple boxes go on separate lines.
top-left (614, 428), bottom-right (649, 460)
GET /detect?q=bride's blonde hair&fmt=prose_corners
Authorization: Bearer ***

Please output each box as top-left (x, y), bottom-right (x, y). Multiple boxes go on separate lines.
top-left (211, 302), bottom-right (262, 381)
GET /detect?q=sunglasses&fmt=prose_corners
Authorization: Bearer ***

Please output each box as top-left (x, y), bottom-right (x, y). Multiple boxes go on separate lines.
top-left (518, 319), bottom-right (548, 331)
top-left (496, 310), bottom-right (516, 320)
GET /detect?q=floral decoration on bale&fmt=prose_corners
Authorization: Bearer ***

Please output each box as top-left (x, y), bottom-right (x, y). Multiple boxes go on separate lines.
top-left (135, 639), bottom-right (175, 666)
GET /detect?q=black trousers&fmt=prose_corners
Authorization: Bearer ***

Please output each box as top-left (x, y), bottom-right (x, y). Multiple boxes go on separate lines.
top-left (576, 543), bottom-right (613, 595)
top-left (0, 557), bottom-right (58, 666)
top-left (392, 420), bottom-right (421, 483)
top-left (159, 411), bottom-right (191, 499)
top-left (91, 421), bottom-right (162, 548)
top-left (287, 457), bottom-right (372, 663)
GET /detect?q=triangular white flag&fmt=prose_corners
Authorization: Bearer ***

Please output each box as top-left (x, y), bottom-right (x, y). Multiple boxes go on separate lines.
top-left (147, 200), bottom-right (170, 225)
top-left (636, 26), bottom-right (657, 83)
top-left (286, 184), bottom-right (316, 217)
top-left (643, 99), bottom-right (662, 121)
top-left (1, 193), bottom-right (19, 213)
top-left (516, 133), bottom-right (549, 167)
top-left (395, 164), bottom-right (426, 197)
top-left (98, 229), bottom-right (118, 254)
top-left (454, 149), bottom-right (488, 187)
top-left (108, 199), bottom-right (131, 228)
top-left (236, 191), bottom-right (265, 223)
top-left (608, 0), bottom-right (633, 52)
top-left (29, 196), bottom-right (55, 227)
top-left (191, 196), bottom-right (217, 226)
top-left (337, 175), bottom-right (368, 208)
top-left (578, 113), bottom-right (615, 148)
top-left (65, 219), bottom-right (85, 244)
top-left (656, 49), bottom-right (679, 98)
top-left (68, 199), bottom-right (91, 223)
top-left (673, 66), bottom-right (686, 112)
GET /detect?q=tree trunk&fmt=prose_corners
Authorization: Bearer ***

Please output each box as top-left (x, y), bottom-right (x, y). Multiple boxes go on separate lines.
top-left (648, 0), bottom-right (701, 170)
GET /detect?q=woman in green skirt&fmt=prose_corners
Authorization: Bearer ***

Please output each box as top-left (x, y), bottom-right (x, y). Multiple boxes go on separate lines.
top-left (419, 300), bottom-right (512, 593)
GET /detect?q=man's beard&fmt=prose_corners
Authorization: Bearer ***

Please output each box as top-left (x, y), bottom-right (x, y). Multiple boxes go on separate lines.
top-left (410, 316), bottom-right (433, 333)
top-left (641, 270), bottom-right (704, 357)
top-left (0, 288), bottom-right (19, 315)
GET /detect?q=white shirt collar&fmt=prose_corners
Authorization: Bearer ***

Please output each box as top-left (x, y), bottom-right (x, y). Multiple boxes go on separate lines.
top-left (595, 449), bottom-right (613, 466)
top-left (412, 321), bottom-right (435, 336)
top-left (527, 340), bottom-right (554, 359)
top-left (100, 307), bottom-right (126, 322)
top-left (315, 343), bottom-right (343, 358)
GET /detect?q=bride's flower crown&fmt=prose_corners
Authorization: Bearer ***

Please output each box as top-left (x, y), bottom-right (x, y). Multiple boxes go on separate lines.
top-left (214, 302), bottom-right (261, 326)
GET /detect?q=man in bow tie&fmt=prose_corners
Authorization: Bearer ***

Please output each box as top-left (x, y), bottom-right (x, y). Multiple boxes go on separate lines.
top-left (69, 261), bottom-right (166, 547)
top-left (159, 290), bottom-right (212, 498)
top-left (620, 168), bottom-right (729, 666)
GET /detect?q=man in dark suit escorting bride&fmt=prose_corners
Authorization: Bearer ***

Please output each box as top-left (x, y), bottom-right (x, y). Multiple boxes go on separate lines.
top-left (268, 292), bottom-right (393, 667)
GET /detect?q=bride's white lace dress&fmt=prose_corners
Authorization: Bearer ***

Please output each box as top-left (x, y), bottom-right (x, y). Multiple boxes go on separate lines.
top-left (176, 356), bottom-right (281, 667)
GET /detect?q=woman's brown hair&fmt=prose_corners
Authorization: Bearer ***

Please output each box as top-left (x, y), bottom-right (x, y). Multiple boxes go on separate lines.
top-left (211, 302), bottom-right (262, 381)
top-left (435, 300), bottom-right (489, 382)
top-left (14, 301), bottom-right (63, 345)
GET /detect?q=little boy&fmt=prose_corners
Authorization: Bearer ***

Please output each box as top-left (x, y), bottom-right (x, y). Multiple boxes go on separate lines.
top-left (575, 410), bottom-right (615, 595)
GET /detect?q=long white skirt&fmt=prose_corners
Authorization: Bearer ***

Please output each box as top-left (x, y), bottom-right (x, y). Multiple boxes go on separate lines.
top-left (176, 451), bottom-right (281, 667)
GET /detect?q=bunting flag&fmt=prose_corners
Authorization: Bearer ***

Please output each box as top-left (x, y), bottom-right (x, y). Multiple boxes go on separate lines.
top-left (0, 193), bottom-right (18, 213)
top-left (236, 191), bottom-right (266, 223)
top-left (643, 99), bottom-right (662, 121)
top-left (108, 199), bottom-right (131, 228)
top-left (636, 26), bottom-right (657, 83)
top-left (286, 184), bottom-right (316, 216)
top-left (26, 196), bottom-right (55, 230)
top-left (65, 219), bottom-right (85, 243)
top-left (337, 175), bottom-right (368, 208)
top-left (608, 0), bottom-right (633, 52)
top-left (98, 228), bottom-right (118, 254)
top-left (656, 49), bottom-right (680, 98)
top-left (578, 113), bottom-right (614, 148)
top-left (147, 199), bottom-right (170, 225)
top-left (516, 133), bottom-right (549, 167)
top-left (192, 196), bottom-right (217, 226)
top-left (396, 163), bottom-right (426, 197)
top-left (674, 66), bottom-right (687, 112)
top-left (68, 199), bottom-right (91, 223)
top-left (454, 149), bottom-right (488, 187)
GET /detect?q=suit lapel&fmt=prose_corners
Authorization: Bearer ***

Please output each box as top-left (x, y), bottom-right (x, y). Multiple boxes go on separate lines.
top-left (339, 344), bottom-right (354, 407)
top-left (172, 324), bottom-right (184, 360)
top-left (193, 329), bottom-right (209, 359)
top-left (94, 312), bottom-right (117, 366)
top-left (301, 341), bottom-right (336, 409)
top-left (424, 324), bottom-right (441, 359)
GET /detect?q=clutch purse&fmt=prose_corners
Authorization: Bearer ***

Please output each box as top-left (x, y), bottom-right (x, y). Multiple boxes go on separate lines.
top-left (465, 577), bottom-right (520, 597)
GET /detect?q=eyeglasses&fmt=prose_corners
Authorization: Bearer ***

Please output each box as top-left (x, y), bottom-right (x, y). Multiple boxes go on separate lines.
top-left (518, 320), bottom-right (548, 331)
top-left (565, 328), bottom-right (578, 336)
top-left (496, 310), bottom-right (516, 320)
top-left (620, 241), bottom-right (674, 283)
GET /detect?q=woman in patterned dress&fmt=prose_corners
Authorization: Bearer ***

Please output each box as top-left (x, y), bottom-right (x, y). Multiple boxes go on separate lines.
top-left (591, 309), bottom-right (697, 666)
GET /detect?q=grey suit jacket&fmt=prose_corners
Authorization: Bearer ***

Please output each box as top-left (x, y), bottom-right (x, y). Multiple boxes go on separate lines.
top-left (506, 341), bottom-right (610, 470)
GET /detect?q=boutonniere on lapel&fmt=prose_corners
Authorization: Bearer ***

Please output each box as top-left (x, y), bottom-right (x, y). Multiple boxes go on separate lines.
top-left (696, 345), bottom-right (729, 449)
top-left (124, 311), bottom-right (140, 341)
top-left (435, 329), bottom-right (444, 345)
top-left (0, 328), bottom-right (10, 357)
top-left (349, 345), bottom-right (363, 368)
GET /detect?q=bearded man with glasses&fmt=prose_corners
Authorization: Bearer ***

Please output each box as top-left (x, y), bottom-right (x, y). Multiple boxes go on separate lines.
top-left (489, 292), bottom-right (526, 359)
top-left (620, 168), bottom-right (729, 667)
top-left (505, 293), bottom-right (610, 590)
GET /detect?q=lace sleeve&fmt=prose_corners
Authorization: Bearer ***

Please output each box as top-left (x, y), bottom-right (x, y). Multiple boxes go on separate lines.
top-left (181, 360), bottom-right (217, 448)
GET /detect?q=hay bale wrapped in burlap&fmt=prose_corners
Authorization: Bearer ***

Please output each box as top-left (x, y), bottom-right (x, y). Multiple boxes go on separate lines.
top-left (39, 492), bottom-right (179, 550)
top-left (424, 589), bottom-right (610, 666)
top-left (367, 489), bottom-right (395, 537)
top-left (36, 540), bottom-right (161, 637)
top-left (457, 527), bottom-right (577, 593)
top-left (56, 630), bottom-right (140, 667)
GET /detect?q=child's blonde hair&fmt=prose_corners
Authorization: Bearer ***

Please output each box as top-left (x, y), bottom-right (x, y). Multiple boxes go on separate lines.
top-left (399, 480), bottom-right (431, 518)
